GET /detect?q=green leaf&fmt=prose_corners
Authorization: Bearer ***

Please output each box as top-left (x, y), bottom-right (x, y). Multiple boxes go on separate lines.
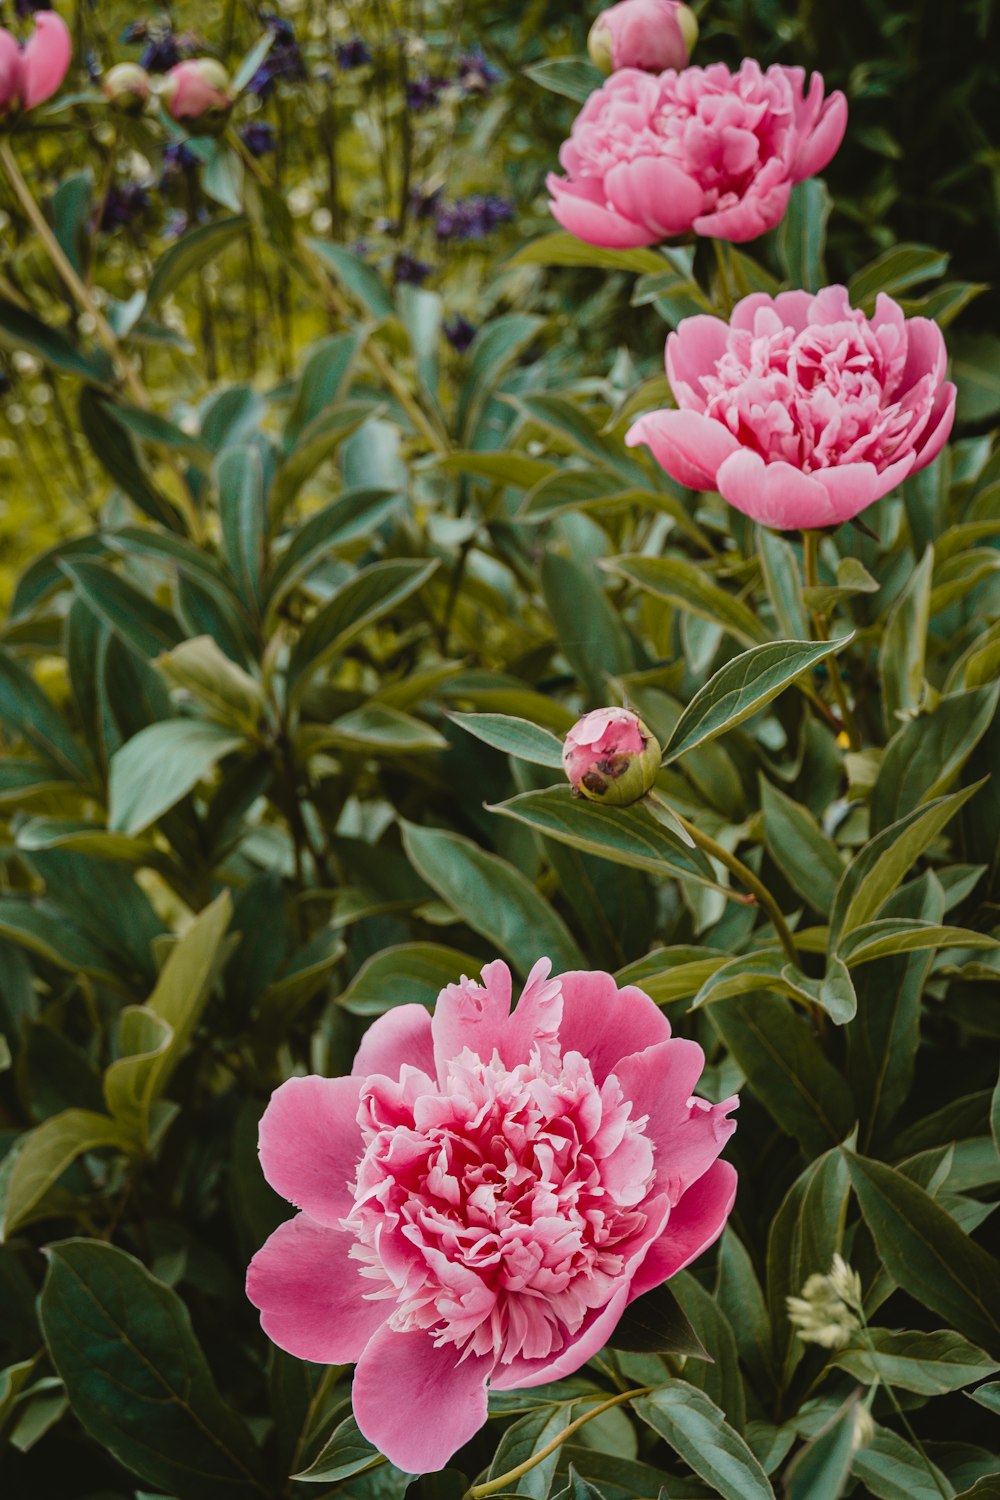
top-left (293, 1412), bottom-right (382, 1483)
top-left (487, 785), bottom-right (716, 887)
top-left (690, 951), bottom-right (856, 1025)
top-left (834, 1329), bottom-right (998, 1395)
top-left (851, 1424), bottom-right (956, 1500)
top-left (777, 178), bottom-right (832, 293)
top-left (285, 331), bottom-right (367, 441)
top-left (633, 1382), bottom-right (775, 1500)
top-left (508, 231), bottom-right (669, 278)
top-left (846, 1151), bottom-right (1000, 1357)
top-left (39, 1240), bottom-right (267, 1499)
top-left (952, 334), bottom-right (1000, 424)
top-left (286, 559), bottom-right (438, 703)
top-left (270, 401), bottom-right (381, 518)
top-left (307, 240), bottom-right (394, 321)
top-left (760, 777), bottom-right (843, 916)
top-left (400, 821), bottom-right (584, 977)
top-left (1, 1109), bottom-right (134, 1238)
top-left (954, 1480), bottom-right (1000, 1500)
top-left (767, 1147), bottom-right (852, 1384)
top-left (319, 703), bottom-right (447, 753)
top-left (457, 314), bottom-right (546, 443)
top-left (158, 636), bottom-right (264, 732)
top-left (880, 545), bottom-right (932, 732)
top-left (605, 555), bottom-right (769, 647)
top-left (0, 651), bottom-right (91, 783)
top-left (829, 782), bottom-right (983, 948)
top-left (0, 295), bottom-right (110, 383)
top-left (0, 899), bottom-right (122, 986)
top-left (551, 1470), bottom-right (609, 1500)
top-left (662, 637), bottom-right (852, 764)
top-left (103, 893), bottom-right (232, 1146)
top-left (449, 712), bottom-right (565, 769)
top-left (871, 683), bottom-right (1000, 831)
top-left (785, 1398), bottom-right (857, 1500)
top-left (487, 1403), bottom-right (574, 1498)
top-left (216, 445), bottom-right (266, 610)
top-left (109, 720), bottom-right (247, 835)
top-left (757, 528), bottom-right (809, 640)
top-left (608, 1281), bottom-right (709, 1360)
top-left (513, 395), bottom-right (646, 486)
top-left (78, 389), bottom-right (185, 531)
top-left (541, 551), bottom-right (634, 701)
top-left (970, 1382), bottom-right (1000, 1415)
top-left (522, 56), bottom-right (605, 101)
top-left (802, 557), bottom-right (880, 615)
top-left (709, 994), bottom-right (855, 1155)
top-left (336, 942), bottom-right (483, 1016)
top-left (265, 487), bottom-right (399, 608)
top-left (146, 217), bottom-right (249, 308)
top-left (838, 919), bottom-right (997, 967)
top-left (200, 143), bottom-right (244, 213)
top-left (61, 559), bottom-right (185, 661)
top-left (848, 244), bottom-right (950, 305)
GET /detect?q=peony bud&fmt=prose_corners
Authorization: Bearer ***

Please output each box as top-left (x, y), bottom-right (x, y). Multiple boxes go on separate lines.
top-left (161, 57), bottom-right (232, 132)
top-left (587, 0), bottom-right (698, 75)
top-left (563, 707), bottom-right (661, 806)
top-left (103, 61), bottom-right (151, 114)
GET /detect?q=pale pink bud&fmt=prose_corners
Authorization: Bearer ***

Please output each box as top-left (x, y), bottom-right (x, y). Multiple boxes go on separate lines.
top-left (0, 11), bottom-right (71, 117)
top-left (162, 57), bottom-right (232, 128)
top-left (562, 707), bottom-right (661, 805)
top-left (103, 62), bottom-right (151, 114)
top-left (588, 0), bottom-right (698, 75)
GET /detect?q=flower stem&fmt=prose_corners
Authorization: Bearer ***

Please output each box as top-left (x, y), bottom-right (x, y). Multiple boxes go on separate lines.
top-left (856, 1310), bottom-right (952, 1500)
top-left (466, 1387), bottom-right (651, 1500)
top-left (650, 792), bottom-right (799, 966)
top-left (802, 529), bottom-right (862, 751)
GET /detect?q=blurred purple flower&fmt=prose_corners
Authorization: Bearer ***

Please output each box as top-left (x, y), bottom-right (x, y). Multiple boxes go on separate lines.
top-left (406, 74), bottom-right (446, 111)
top-left (14, 0), bottom-right (48, 15)
top-left (136, 28), bottom-right (184, 74)
top-left (457, 47), bottom-right (501, 94)
top-left (393, 251), bottom-right (432, 286)
top-left (336, 37), bottom-right (371, 70)
top-left (99, 183), bottom-right (150, 231)
top-left (434, 194), bottom-right (515, 242)
top-left (249, 14), bottom-right (307, 97)
top-left (443, 314), bottom-right (476, 353)
top-left (239, 121), bottom-right (276, 157)
top-left (409, 184), bottom-right (443, 221)
top-left (159, 140), bottom-right (200, 188)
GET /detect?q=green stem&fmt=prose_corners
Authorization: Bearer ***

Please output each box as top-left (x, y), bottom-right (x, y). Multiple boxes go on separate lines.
top-left (712, 238), bottom-right (735, 316)
top-left (856, 1317), bottom-right (951, 1500)
top-left (802, 530), bottom-right (862, 751)
top-left (650, 793), bottom-right (799, 966)
top-left (465, 1388), bottom-right (651, 1500)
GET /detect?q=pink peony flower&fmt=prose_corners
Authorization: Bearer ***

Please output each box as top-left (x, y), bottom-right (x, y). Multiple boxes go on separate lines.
top-left (563, 706), bottom-right (662, 805)
top-left (161, 57), bottom-right (232, 124)
top-left (588, 0), bottom-right (698, 76)
top-left (547, 60), bottom-right (846, 248)
top-left (626, 285), bottom-right (957, 531)
top-left (247, 959), bottom-right (738, 1473)
top-left (0, 11), bottom-right (71, 117)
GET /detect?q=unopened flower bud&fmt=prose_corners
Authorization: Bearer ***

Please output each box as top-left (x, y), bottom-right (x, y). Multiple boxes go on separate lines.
top-left (563, 707), bottom-right (661, 806)
top-left (852, 1406), bottom-right (876, 1452)
top-left (161, 58), bottom-right (233, 132)
top-left (587, 0), bottom-right (698, 75)
top-left (103, 62), bottom-right (151, 114)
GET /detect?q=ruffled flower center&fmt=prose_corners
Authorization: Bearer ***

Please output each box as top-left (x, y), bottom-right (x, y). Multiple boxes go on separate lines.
top-left (342, 1047), bottom-right (655, 1365)
top-left (568, 62), bottom-right (794, 212)
top-left (699, 303), bottom-right (929, 473)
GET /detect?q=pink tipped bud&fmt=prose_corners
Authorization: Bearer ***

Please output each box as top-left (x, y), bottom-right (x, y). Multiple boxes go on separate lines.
top-left (162, 57), bottom-right (232, 130)
top-left (588, 0), bottom-right (698, 75)
top-left (103, 61), bottom-right (151, 114)
top-left (563, 707), bottom-right (661, 806)
top-left (0, 10), bottom-right (72, 116)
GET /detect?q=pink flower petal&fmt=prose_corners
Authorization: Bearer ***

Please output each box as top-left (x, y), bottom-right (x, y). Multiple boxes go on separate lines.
top-left (613, 1039), bottom-right (737, 1202)
top-left (695, 178), bottom-right (791, 242)
top-left (547, 174), bottom-right (660, 249)
top-left (912, 382), bottom-right (956, 471)
top-left (0, 29), bottom-right (24, 112)
top-left (258, 1074), bottom-right (363, 1226)
top-left (792, 90), bottom-right (848, 181)
top-left (626, 407), bottom-right (740, 490)
top-left (351, 1002), bottom-right (435, 1082)
top-left (603, 157), bottom-right (704, 238)
top-left (811, 462), bottom-right (882, 523)
top-left (20, 11), bottom-right (71, 110)
top-left (665, 315), bottom-right (730, 408)
top-left (897, 316), bottom-right (947, 400)
top-left (715, 449), bottom-right (833, 530)
top-left (490, 1283), bottom-right (632, 1391)
top-left (628, 1159), bottom-right (738, 1298)
top-left (246, 1215), bottom-right (387, 1363)
top-left (555, 971), bottom-right (671, 1083)
top-left (351, 1325), bottom-right (492, 1472)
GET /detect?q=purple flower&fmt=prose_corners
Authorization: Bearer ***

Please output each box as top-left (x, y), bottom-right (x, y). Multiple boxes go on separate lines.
top-left (406, 74), bottom-right (446, 112)
top-left (138, 30), bottom-right (183, 74)
top-left (159, 140), bottom-right (200, 188)
top-left (239, 121), bottom-right (276, 158)
top-left (457, 47), bottom-right (501, 94)
top-left (99, 183), bottom-right (150, 231)
top-left (443, 314), bottom-right (476, 353)
top-left (393, 251), bottom-right (432, 286)
top-left (409, 184), bottom-right (443, 221)
top-left (434, 194), bottom-right (515, 242)
top-left (248, 14), bottom-right (307, 98)
top-left (336, 36), bottom-right (371, 70)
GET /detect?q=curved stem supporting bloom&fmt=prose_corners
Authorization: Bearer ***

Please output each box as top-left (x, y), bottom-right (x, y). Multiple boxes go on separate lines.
top-left (466, 1387), bottom-right (652, 1500)
top-left (0, 139), bottom-right (205, 544)
top-left (802, 530), bottom-right (862, 751)
top-left (650, 793), bottom-right (799, 966)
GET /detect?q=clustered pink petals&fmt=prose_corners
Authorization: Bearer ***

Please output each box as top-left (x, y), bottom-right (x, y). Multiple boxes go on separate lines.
top-left (626, 286), bottom-right (957, 529)
top-left (548, 59), bottom-right (846, 248)
top-left (247, 960), bottom-right (737, 1474)
top-left (0, 11), bottom-right (71, 116)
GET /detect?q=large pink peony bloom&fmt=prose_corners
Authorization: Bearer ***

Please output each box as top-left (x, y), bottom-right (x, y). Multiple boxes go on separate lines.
top-left (247, 959), bottom-right (738, 1474)
top-left (626, 285), bottom-right (957, 530)
top-left (0, 11), bottom-right (71, 116)
top-left (547, 60), bottom-right (846, 248)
